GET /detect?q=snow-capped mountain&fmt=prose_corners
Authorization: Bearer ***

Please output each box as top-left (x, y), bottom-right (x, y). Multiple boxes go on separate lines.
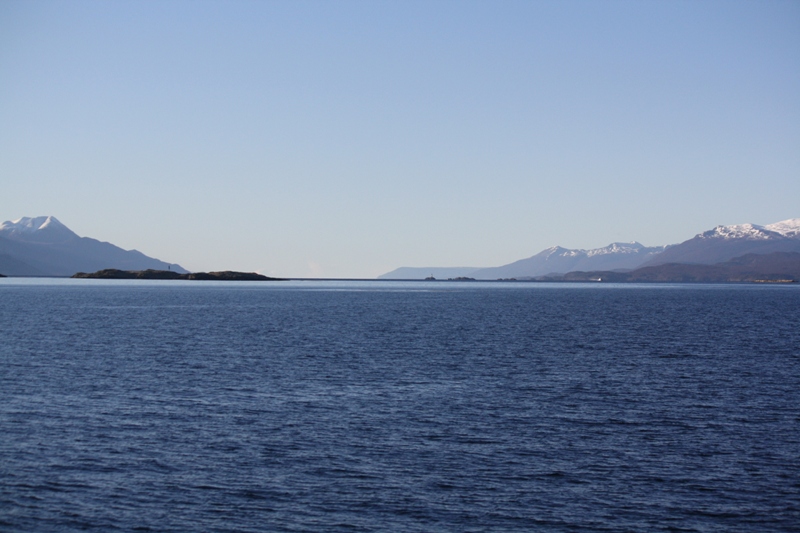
top-left (379, 217), bottom-right (800, 280)
top-left (0, 216), bottom-right (187, 276)
top-left (765, 218), bottom-right (800, 238)
top-left (471, 242), bottom-right (668, 279)
top-left (698, 223), bottom-right (782, 240)
top-left (379, 242), bottom-right (668, 280)
top-left (696, 219), bottom-right (800, 240)
top-left (0, 216), bottom-right (79, 242)
top-left (642, 218), bottom-right (800, 267)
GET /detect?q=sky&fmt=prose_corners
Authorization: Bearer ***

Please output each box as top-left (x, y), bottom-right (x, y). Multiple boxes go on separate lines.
top-left (1, 0), bottom-right (798, 278)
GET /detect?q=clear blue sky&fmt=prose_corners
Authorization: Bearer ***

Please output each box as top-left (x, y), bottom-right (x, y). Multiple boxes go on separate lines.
top-left (1, 0), bottom-right (798, 278)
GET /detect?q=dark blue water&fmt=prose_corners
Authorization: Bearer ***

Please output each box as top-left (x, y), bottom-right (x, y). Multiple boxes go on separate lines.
top-left (1, 280), bottom-right (799, 532)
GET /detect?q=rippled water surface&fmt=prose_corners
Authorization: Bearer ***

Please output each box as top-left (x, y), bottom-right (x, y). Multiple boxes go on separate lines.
top-left (1, 280), bottom-right (799, 531)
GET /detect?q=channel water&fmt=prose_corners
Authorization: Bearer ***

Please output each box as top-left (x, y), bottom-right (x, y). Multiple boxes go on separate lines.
top-left (1, 280), bottom-right (798, 531)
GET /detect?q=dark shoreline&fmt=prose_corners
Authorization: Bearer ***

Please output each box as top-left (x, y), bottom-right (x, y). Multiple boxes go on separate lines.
top-left (71, 269), bottom-right (284, 281)
top-left (0, 275), bottom-right (796, 284)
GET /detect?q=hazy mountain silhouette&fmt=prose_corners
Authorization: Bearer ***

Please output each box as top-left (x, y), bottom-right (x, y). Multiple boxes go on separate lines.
top-left (379, 218), bottom-right (800, 280)
top-left (379, 242), bottom-right (667, 280)
top-left (377, 266), bottom-right (481, 280)
top-left (549, 252), bottom-right (800, 283)
top-left (0, 216), bottom-right (187, 277)
top-left (472, 242), bottom-right (667, 279)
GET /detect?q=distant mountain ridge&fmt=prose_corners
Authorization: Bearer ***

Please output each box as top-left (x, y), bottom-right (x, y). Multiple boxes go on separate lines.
top-left (641, 218), bottom-right (800, 267)
top-left (379, 218), bottom-right (800, 280)
top-left (471, 242), bottom-right (668, 280)
top-left (378, 266), bottom-right (482, 280)
top-left (0, 216), bottom-right (187, 277)
top-left (550, 252), bottom-right (800, 283)
top-left (379, 241), bottom-right (668, 280)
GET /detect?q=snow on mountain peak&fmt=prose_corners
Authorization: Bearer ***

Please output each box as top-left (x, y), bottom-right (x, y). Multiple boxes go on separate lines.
top-left (534, 242), bottom-right (665, 263)
top-left (542, 246), bottom-right (568, 258)
top-left (699, 219), bottom-right (800, 241)
top-left (1, 215), bottom-right (63, 232)
top-left (586, 242), bottom-right (647, 257)
top-left (699, 223), bottom-right (779, 240)
top-left (764, 218), bottom-right (800, 238)
top-left (0, 216), bottom-right (78, 242)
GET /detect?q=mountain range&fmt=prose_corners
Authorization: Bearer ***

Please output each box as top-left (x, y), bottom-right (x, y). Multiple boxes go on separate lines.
top-left (3, 215), bottom-right (799, 281)
top-left (639, 221), bottom-right (800, 267)
top-left (0, 216), bottom-right (186, 277)
top-left (379, 218), bottom-right (800, 280)
top-left (550, 252), bottom-right (800, 283)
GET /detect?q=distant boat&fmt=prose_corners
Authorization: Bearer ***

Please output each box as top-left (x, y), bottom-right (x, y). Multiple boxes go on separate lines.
top-left (424, 275), bottom-right (436, 281)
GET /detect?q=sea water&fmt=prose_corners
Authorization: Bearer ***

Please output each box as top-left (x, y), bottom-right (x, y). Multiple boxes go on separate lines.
top-left (1, 279), bottom-right (799, 532)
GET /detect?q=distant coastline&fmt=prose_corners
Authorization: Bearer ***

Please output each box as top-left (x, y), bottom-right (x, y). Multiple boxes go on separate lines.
top-left (72, 269), bottom-right (284, 281)
top-left (529, 252), bottom-right (800, 283)
top-left (379, 218), bottom-right (800, 281)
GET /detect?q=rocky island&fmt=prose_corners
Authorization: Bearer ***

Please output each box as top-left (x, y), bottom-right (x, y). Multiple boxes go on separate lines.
top-left (72, 269), bottom-right (283, 281)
